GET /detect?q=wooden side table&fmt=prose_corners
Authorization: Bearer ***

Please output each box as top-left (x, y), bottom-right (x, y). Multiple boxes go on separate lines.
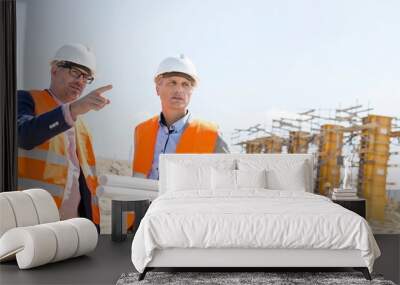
top-left (332, 198), bottom-right (366, 218)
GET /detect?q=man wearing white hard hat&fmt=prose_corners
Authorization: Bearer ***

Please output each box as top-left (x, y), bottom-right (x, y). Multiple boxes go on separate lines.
top-left (132, 54), bottom-right (229, 179)
top-left (17, 43), bottom-right (112, 230)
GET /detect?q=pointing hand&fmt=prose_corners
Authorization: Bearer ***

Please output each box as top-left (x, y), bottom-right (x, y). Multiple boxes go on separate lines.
top-left (70, 84), bottom-right (113, 120)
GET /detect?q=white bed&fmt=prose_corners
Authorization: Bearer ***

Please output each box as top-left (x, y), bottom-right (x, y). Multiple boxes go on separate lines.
top-left (131, 154), bottom-right (380, 280)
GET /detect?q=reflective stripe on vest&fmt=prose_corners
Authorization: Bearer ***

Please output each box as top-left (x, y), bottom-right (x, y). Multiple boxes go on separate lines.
top-left (80, 163), bottom-right (97, 178)
top-left (18, 178), bottom-right (64, 198)
top-left (18, 90), bottom-right (100, 224)
top-left (18, 148), bottom-right (68, 166)
top-left (132, 115), bottom-right (218, 177)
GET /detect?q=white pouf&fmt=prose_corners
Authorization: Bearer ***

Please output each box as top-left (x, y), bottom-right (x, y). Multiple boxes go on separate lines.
top-left (0, 218), bottom-right (98, 269)
top-left (0, 189), bottom-right (98, 269)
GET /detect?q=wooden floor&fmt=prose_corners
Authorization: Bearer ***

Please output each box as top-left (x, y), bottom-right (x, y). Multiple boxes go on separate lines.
top-left (0, 235), bottom-right (398, 285)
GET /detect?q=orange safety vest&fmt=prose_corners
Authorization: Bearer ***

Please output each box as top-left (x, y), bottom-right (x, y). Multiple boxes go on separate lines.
top-left (18, 90), bottom-right (100, 225)
top-left (132, 115), bottom-right (218, 177)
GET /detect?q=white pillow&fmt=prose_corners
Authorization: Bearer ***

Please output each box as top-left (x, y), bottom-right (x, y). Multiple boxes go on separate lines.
top-left (167, 162), bottom-right (211, 191)
top-left (211, 168), bottom-right (236, 190)
top-left (266, 166), bottom-right (306, 191)
top-left (236, 169), bottom-right (267, 189)
top-left (238, 158), bottom-right (309, 191)
top-left (211, 169), bottom-right (268, 191)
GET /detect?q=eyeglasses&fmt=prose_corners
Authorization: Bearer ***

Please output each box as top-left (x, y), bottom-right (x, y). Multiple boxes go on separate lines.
top-left (68, 67), bottom-right (94, 84)
top-left (57, 61), bottom-right (94, 84)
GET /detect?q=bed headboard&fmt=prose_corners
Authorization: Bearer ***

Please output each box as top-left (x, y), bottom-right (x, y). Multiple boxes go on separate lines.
top-left (159, 154), bottom-right (314, 195)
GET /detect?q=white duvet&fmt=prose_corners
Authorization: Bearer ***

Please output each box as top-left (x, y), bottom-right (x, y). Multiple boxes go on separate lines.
top-left (131, 190), bottom-right (380, 273)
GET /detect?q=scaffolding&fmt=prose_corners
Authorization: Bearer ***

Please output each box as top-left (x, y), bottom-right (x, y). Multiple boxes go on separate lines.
top-left (232, 104), bottom-right (400, 229)
top-left (288, 131), bottom-right (310, 154)
top-left (358, 115), bottom-right (392, 221)
top-left (316, 124), bottom-right (344, 195)
top-left (239, 136), bottom-right (284, 154)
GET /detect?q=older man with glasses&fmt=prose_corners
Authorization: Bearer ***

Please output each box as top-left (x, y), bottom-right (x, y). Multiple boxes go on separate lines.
top-left (17, 43), bottom-right (112, 231)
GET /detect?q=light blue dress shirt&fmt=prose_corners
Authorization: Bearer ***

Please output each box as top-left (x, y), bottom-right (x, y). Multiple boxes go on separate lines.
top-left (148, 112), bottom-right (191, 180)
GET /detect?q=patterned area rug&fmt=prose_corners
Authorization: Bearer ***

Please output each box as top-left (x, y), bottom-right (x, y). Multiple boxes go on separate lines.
top-left (116, 271), bottom-right (396, 285)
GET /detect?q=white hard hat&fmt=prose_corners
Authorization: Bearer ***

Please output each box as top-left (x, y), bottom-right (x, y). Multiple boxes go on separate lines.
top-left (155, 54), bottom-right (199, 85)
top-left (52, 43), bottom-right (96, 75)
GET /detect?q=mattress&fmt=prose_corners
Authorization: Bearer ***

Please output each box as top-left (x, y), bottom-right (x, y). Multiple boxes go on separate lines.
top-left (131, 190), bottom-right (380, 273)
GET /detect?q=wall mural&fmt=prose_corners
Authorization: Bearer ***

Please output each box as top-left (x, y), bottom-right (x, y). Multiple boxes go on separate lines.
top-left (16, 0), bottom-right (400, 234)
